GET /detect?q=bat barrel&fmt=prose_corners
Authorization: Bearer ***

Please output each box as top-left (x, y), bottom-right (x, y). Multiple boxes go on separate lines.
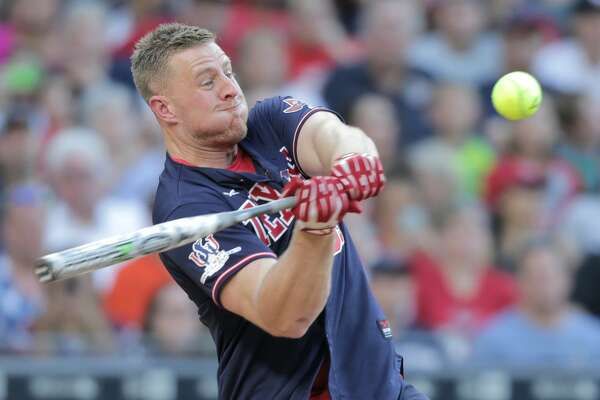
top-left (34, 197), bottom-right (298, 283)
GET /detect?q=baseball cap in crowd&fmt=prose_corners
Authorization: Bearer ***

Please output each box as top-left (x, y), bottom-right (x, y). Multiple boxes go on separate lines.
top-left (572, 0), bottom-right (600, 14)
top-left (485, 161), bottom-right (547, 209)
top-left (502, 9), bottom-right (560, 41)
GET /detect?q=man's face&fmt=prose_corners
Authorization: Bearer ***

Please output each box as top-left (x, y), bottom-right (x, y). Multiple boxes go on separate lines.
top-left (3, 203), bottom-right (45, 263)
top-left (161, 42), bottom-right (248, 148)
top-left (574, 13), bottom-right (600, 50)
top-left (518, 249), bottom-right (570, 314)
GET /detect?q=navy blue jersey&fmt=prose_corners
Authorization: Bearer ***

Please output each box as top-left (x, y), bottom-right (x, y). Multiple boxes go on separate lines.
top-left (153, 97), bottom-right (408, 399)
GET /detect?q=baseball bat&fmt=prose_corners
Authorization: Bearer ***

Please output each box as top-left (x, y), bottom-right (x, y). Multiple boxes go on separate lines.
top-left (35, 197), bottom-right (297, 283)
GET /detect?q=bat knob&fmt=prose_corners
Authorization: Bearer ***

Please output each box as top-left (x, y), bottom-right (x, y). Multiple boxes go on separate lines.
top-left (35, 257), bottom-right (55, 283)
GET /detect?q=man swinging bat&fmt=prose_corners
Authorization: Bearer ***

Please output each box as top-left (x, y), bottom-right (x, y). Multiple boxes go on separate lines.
top-left (132, 23), bottom-right (428, 400)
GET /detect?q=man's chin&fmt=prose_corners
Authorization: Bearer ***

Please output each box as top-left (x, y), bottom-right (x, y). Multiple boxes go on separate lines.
top-left (216, 123), bottom-right (248, 147)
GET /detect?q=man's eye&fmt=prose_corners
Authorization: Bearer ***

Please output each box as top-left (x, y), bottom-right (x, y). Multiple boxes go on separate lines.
top-left (202, 79), bottom-right (214, 87)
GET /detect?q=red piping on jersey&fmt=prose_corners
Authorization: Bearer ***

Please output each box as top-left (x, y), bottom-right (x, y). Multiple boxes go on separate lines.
top-left (211, 252), bottom-right (277, 306)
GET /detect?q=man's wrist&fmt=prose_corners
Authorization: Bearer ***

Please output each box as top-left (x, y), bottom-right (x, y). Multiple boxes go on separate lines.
top-left (301, 227), bottom-right (335, 236)
top-left (295, 224), bottom-right (336, 238)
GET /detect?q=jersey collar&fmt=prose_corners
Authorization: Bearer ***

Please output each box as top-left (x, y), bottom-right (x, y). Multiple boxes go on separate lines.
top-left (166, 140), bottom-right (285, 189)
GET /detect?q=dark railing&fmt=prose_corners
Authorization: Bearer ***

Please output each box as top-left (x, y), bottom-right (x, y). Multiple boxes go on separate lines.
top-left (0, 356), bottom-right (599, 400)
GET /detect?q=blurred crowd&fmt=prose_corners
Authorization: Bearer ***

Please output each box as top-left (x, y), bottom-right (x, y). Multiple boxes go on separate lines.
top-left (1, 0), bottom-right (600, 373)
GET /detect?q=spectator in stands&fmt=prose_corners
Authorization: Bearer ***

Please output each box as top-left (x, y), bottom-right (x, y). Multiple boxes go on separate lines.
top-left (408, 140), bottom-right (462, 224)
top-left (409, 0), bottom-right (502, 85)
top-left (2, 0), bottom-right (59, 60)
top-left (556, 94), bottom-right (600, 193)
top-left (471, 238), bottom-right (600, 370)
top-left (370, 257), bottom-right (449, 373)
top-left (489, 161), bottom-right (548, 272)
top-left (349, 94), bottom-right (400, 169)
top-left (481, 10), bottom-right (556, 119)
top-left (80, 83), bottom-right (154, 201)
top-left (375, 161), bottom-right (435, 257)
top-left (111, 106), bottom-right (165, 206)
top-left (285, 0), bottom-right (356, 79)
top-left (370, 258), bottom-right (417, 337)
top-left (572, 250), bottom-right (600, 319)
top-left (103, 254), bottom-right (172, 330)
top-left (42, 127), bottom-right (149, 292)
top-left (178, 0), bottom-right (228, 37)
top-left (58, 2), bottom-right (123, 100)
top-left (322, 0), bottom-right (433, 146)
top-left (0, 106), bottom-right (36, 190)
top-left (204, 0), bottom-right (290, 61)
top-left (330, 96), bottom-right (398, 266)
top-left (559, 193), bottom-right (600, 319)
top-left (409, 205), bottom-right (518, 339)
top-left (235, 28), bottom-right (289, 106)
top-left (485, 101), bottom-right (579, 233)
top-left (142, 283), bottom-right (209, 356)
top-left (33, 273), bottom-right (114, 355)
top-left (412, 83), bottom-right (495, 198)
top-left (0, 184), bottom-right (45, 353)
top-left (489, 0), bottom-right (576, 30)
top-left (533, 0), bottom-right (600, 99)
top-left (109, 0), bottom-right (174, 88)
top-left (37, 75), bottom-right (76, 147)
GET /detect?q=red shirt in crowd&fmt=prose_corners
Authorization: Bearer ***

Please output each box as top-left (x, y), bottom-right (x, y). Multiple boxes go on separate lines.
top-left (410, 251), bottom-right (518, 333)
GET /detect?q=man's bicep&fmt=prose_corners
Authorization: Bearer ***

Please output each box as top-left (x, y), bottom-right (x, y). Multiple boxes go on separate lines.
top-left (219, 257), bottom-right (277, 331)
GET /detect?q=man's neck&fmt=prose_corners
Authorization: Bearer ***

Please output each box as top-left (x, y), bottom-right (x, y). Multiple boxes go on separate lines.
top-left (368, 61), bottom-right (406, 93)
top-left (521, 303), bottom-right (566, 329)
top-left (447, 34), bottom-right (474, 53)
top-left (166, 136), bottom-right (237, 169)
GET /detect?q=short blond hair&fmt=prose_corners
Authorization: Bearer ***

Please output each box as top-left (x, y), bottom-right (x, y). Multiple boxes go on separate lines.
top-left (130, 23), bottom-right (215, 101)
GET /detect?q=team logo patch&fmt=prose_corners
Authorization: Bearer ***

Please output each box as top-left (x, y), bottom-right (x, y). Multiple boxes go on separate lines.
top-left (282, 98), bottom-right (305, 113)
top-left (188, 235), bottom-right (241, 284)
top-left (377, 319), bottom-right (393, 339)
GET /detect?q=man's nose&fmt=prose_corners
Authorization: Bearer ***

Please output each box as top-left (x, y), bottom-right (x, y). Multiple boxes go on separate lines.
top-left (220, 75), bottom-right (238, 100)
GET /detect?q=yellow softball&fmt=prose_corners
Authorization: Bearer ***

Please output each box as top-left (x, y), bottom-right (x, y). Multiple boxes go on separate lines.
top-left (491, 71), bottom-right (543, 121)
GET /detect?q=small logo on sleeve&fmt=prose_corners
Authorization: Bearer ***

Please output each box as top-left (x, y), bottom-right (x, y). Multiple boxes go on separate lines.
top-left (282, 98), bottom-right (306, 113)
top-left (377, 320), bottom-right (393, 339)
top-left (188, 234), bottom-right (241, 284)
top-left (223, 189), bottom-right (239, 197)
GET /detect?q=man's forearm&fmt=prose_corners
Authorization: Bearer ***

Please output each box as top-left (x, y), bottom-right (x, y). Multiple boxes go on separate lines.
top-left (303, 114), bottom-right (379, 176)
top-left (326, 124), bottom-right (379, 168)
top-left (254, 227), bottom-right (336, 337)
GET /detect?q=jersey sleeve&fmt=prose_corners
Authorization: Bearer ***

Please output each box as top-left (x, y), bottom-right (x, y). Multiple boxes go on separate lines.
top-left (161, 201), bottom-right (277, 308)
top-left (251, 96), bottom-right (343, 178)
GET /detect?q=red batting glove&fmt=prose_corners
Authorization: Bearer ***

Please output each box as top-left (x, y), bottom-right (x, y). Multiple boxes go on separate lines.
top-left (281, 176), bottom-right (351, 234)
top-left (331, 153), bottom-right (385, 201)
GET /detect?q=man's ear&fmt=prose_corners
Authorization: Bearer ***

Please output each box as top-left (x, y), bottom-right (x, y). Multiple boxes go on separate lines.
top-left (149, 95), bottom-right (178, 124)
